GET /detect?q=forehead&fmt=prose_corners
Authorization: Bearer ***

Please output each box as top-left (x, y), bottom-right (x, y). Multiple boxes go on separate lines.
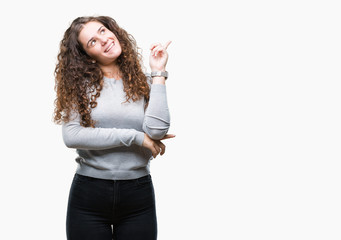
top-left (78, 21), bottom-right (103, 44)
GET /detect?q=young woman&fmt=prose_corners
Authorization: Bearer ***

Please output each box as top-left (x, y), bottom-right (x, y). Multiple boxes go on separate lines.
top-left (54, 16), bottom-right (174, 240)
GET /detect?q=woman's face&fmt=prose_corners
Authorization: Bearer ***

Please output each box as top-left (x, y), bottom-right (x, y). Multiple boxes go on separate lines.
top-left (78, 21), bottom-right (122, 65)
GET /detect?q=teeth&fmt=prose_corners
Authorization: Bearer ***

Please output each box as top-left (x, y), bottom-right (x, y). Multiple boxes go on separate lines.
top-left (105, 42), bottom-right (114, 52)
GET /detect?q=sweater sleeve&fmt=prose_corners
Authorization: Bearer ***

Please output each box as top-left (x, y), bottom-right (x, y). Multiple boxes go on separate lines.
top-left (143, 83), bottom-right (171, 140)
top-left (62, 113), bottom-right (145, 150)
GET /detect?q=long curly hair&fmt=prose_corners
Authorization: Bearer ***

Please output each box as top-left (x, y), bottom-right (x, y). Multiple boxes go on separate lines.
top-left (53, 16), bottom-right (150, 127)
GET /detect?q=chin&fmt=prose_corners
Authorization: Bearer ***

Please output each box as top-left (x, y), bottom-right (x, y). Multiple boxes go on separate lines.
top-left (100, 55), bottom-right (121, 65)
top-left (107, 47), bottom-right (122, 58)
top-left (98, 48), bottom-right (122, 64)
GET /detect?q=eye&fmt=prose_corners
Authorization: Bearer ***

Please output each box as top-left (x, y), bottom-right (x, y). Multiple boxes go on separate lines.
top-left (100, 29), bottom-right (105, 34)
top-left (90, 40), bottom-right (96, 46)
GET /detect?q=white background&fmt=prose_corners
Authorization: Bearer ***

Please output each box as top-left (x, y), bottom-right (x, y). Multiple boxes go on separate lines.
top-left (0, 0), bottom-right (340, 239)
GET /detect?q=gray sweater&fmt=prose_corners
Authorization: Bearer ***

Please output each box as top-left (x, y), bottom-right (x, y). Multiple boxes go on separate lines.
top-left (62, 76), bottom-right (170, 180)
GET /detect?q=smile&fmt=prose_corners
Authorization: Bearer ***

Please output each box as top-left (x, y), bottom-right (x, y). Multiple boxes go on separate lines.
top-left (104, 42), bottom-right (115, 53)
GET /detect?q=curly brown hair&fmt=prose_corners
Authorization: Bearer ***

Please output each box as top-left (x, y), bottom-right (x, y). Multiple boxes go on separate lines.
top-left (53, 16), bottom-right (150, 127)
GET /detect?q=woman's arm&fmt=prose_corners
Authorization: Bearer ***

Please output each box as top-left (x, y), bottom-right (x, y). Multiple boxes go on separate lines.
top-left (62, 114), bottom-right (145, 150)
top-left (143, 83), bottom-right (170, 140)
top-left (62, 113), bottom-right (174, 158)
top-left (143, 41), bottom-right (172, 140)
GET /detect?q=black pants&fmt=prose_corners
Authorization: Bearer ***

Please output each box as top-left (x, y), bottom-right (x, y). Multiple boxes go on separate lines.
top-left (66, 173), bottom-right (157, 240)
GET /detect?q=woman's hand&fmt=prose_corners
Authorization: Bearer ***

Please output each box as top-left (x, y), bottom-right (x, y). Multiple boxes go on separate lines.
top-left (142, 133), bottom-right (175, 158)
top-left (149, 41), bottom-right (172, 72)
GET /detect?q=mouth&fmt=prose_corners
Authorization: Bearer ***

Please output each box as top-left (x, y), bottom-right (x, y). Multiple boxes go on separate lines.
top-left (104, 41), bottom-right (115, 53)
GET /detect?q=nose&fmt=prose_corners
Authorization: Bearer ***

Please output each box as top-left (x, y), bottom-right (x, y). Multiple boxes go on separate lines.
top-left (99, 36), bottom-right (108, 46)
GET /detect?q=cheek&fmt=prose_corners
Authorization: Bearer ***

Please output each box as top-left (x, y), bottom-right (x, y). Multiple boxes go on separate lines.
top-left (116, 42), bottom-right (122, 53)
top-left (87, 46), bottom-right (102, 59)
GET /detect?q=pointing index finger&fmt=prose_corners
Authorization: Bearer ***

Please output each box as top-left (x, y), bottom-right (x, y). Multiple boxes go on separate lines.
top-left (164, 40), bottom-right (172, 50)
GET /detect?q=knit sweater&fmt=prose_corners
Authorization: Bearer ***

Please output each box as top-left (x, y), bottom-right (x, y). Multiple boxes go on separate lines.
top-left (62, 76), bottom-right (170, 180)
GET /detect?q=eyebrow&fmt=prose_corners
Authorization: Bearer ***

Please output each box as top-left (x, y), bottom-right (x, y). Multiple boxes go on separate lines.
top-left (86, 26), bottom-right (104, 47)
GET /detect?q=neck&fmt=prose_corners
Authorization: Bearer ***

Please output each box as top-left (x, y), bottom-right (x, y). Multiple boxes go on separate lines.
top-left (99, 62), bottom-right (122, 79)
